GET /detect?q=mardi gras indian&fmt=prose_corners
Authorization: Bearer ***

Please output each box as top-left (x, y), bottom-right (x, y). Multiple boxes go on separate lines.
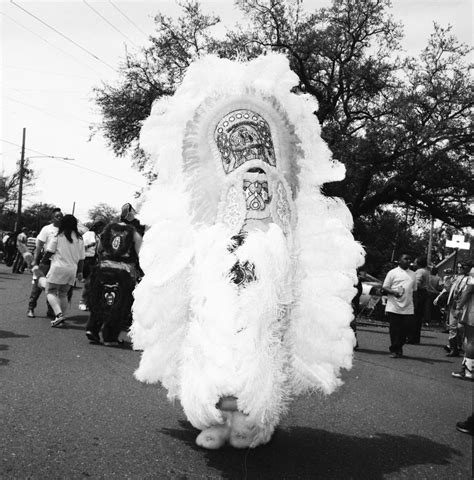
top-left (131, 53), bottom-right (365, 449)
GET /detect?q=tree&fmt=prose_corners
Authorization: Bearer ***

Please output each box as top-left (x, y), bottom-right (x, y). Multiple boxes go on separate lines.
top-left (92, 0), bottom-right (473, 228)
top-left (0, 159), bottom-right (35, 214)
top-left (87, 203), bottom-right (119, 224)
top-left (22, 203), bottom-right (57, 233)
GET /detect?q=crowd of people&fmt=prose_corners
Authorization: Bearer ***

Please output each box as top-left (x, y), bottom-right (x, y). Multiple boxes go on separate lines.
top-left (1, 217), bottom-right (473, 435)
top-left (1, 203), bottom-right (144, 346)
top-left (381, 252), bottom-right (474, 435)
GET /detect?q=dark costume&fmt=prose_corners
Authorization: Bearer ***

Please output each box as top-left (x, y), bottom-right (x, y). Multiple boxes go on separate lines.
top-left (85, 222), bottom-right (141, 344)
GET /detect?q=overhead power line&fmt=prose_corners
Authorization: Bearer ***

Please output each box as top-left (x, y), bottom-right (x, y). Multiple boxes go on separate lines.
top-left (4, 96), bottom-right (91, 124)
top-left (10, 0), bottom-right (117, 71)
top-left (0, 11), bottom-right (104, 76)
top-left (0, 139), bottom-right (143, 187)
top-left (83, 0), bottom-right (139, 47)
top-left (4, 64), bottom-right (97, 80)
top-left (108, 0), bottom-right (148, 39)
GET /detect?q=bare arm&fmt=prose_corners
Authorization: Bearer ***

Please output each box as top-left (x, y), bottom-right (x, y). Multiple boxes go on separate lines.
top-left (33, 239), bottom-right (45, 265)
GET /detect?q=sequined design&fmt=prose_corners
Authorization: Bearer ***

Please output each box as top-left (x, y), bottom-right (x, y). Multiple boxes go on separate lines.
top-left (243, 179), bottom-right (270, 211)
top-left (222, 185), bottom-right (245, 230)
top-left (275, 181), bottom-right (291, 233)
top-left (214, 110), bottom-right (276, 174)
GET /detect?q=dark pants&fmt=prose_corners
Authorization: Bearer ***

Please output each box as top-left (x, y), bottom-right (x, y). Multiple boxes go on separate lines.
top-left (387, 312), bottom-right (414, 355)
top-left (411, 289), bottom-right (428, 343)
top-left (12, 252), bottom-right (26, 273)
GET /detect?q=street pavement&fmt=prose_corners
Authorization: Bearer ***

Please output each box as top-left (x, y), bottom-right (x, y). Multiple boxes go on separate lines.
top-left (1, 263), bottom-right (472, 479)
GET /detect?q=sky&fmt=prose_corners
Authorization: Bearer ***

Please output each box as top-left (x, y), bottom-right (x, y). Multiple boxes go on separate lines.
top-left (0, 0), bottom-right (472, 223)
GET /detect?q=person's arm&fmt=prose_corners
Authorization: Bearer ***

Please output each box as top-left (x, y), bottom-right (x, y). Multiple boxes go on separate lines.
top-left (76, 259), bottom-right (84, 282)
top-left (41, 234), bottom-right (58, 265)
top-left (33, 239), bottom-right (45, 265)
top-left (133, 230), bottom-right (143, 256)
top-left (382, 272), bottom-right (402, 298)
top-left (456, 283), bottom-right (473, 310)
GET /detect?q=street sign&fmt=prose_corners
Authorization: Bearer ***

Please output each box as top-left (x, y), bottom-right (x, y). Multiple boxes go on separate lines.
top-left (446, 234), bottom-right (470, 250)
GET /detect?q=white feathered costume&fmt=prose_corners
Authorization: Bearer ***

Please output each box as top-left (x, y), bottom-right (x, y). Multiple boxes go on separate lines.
top-left (131, 54), bottom-right (365, 449)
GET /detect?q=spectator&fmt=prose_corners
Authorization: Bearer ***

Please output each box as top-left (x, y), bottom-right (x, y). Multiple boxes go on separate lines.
top-left (12, 227), bottom-right (29, 273)
top-left (382, 253), bottom-right (417, 358)
top-left (78, 217), bottom-right (107, 310)
top-left (410, 256), bottom-right (430, 343)
top-left (3, 231), bottom-right (17, 267)
top-left (427, 266), bottom-right (442, 324)
top-left (451, 261), bottom-right (474, 380)
top-left (26, 208), bottom-right (63, 318)
top-left (27, 231), bottom-right (37, 258)
top-left (441, 262), bottom-right (472, 357)
top-left (42, 214), bottom-right (85, 327)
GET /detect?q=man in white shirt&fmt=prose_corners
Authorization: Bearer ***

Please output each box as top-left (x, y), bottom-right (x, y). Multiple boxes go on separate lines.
top-left (26, 208), bottom-right (63, 318)
top-left (382, 253), bottom-right (418, 358)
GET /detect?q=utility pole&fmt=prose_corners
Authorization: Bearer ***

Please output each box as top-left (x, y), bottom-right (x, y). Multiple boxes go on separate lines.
top-left (14, 128), bottom-right (26, 232)
top-left (427, 215), bottom-right (434, 266)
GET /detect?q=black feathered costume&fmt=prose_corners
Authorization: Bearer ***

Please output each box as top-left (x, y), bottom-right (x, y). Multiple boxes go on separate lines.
top-left (85, 222), bottom-right (141, 344)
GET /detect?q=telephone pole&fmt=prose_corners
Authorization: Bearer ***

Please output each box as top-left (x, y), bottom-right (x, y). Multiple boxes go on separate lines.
top-left (14, 128), bottom-right (26, 232)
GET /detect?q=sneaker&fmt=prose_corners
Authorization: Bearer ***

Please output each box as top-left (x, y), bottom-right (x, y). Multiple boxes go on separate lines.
top-left (51, 313), bottom-right (65, 327)
top-left (86, 330), bottom-right (101, 344)
top-left (103, 341), bottom-right (119, 347)
top-left (390, 352), bottom-right (402, 358)
top-left (456, 420), bottom-right (474, 435)
top-left (452, 369), bottom-right (473, 380)
top-left (78, 303), bottom-right (88, 311)
top-left (27, 309), bottom-right (35, 318)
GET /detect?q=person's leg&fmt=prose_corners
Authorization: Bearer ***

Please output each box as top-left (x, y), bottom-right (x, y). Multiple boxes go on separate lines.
top-left (453, 325), bottom-right (474, 380)
top-left (388, 313), bottom-right (402, 355)
top-left (410, 291), bottom-right (424, 343)
top-left (447, 308), bottom-right (460, 356)
top-left (46, 284), bottom-right (62, 316)
top-left (58, 284), bottom-right (70, 316)
top-left (12, 252), bottom-right (21, 273)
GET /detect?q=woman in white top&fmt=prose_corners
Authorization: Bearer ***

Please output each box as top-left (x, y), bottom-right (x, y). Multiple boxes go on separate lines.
top-left (42, 215), bottom-right (85, 327)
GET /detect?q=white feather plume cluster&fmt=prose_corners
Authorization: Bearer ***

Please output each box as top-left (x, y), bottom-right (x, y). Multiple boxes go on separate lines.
top-left (132, 53), bottom-right (365, 433)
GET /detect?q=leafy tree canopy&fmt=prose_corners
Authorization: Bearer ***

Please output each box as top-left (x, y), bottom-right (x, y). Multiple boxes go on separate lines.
top-left (93, 0), bottom-right (473, 230)
top-left (87, 202), bottom-right (119, 225)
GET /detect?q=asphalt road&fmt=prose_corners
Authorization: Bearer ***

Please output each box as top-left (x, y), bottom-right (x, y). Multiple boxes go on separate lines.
top-left (1, 263), bottom-right (472, 479)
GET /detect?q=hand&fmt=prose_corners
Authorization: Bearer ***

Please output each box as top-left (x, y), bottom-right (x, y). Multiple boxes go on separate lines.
top-left (76, 272), bottom-right (84, 282)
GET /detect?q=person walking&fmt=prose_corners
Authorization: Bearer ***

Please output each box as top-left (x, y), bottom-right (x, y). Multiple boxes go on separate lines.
top-left (427, 266), bottom-right (443, 324)
top-left (78, 217), bottom-right (106, 310)
top-left (41, 214), bottom-right (85, 327)
top-left (382, 253), bottom-right (417, 358)
top-left (451, 261), bottom-right (474, 380)
top-left (411, 256), bottom-right (431, 343)
top-left (26, 208), bottom-right (63, 318)
top-left (439, 262), bottom-right (472, 357)
top-left (12, 227), bottom-right (29, 273)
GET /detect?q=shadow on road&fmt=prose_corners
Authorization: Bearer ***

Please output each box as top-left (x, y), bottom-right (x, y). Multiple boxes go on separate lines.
top-left (0, 329), bottom-right (29, 339)
top-left (0, 331), bottom-right (29, 367)
top-left (62, 315), bottom-right (88, 331)
top-left (160, 420), bottom-right (460, 479)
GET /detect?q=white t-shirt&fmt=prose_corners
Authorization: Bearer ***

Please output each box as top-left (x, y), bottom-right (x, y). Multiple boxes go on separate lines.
top-left (383, 267), bottom-right (417, 315)
top-left (46, 233), bottom-right (85, 285)
top-left (37, 223), bottom-right (59, 245)
top-left (82, 230), bottom-right (97, 258)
